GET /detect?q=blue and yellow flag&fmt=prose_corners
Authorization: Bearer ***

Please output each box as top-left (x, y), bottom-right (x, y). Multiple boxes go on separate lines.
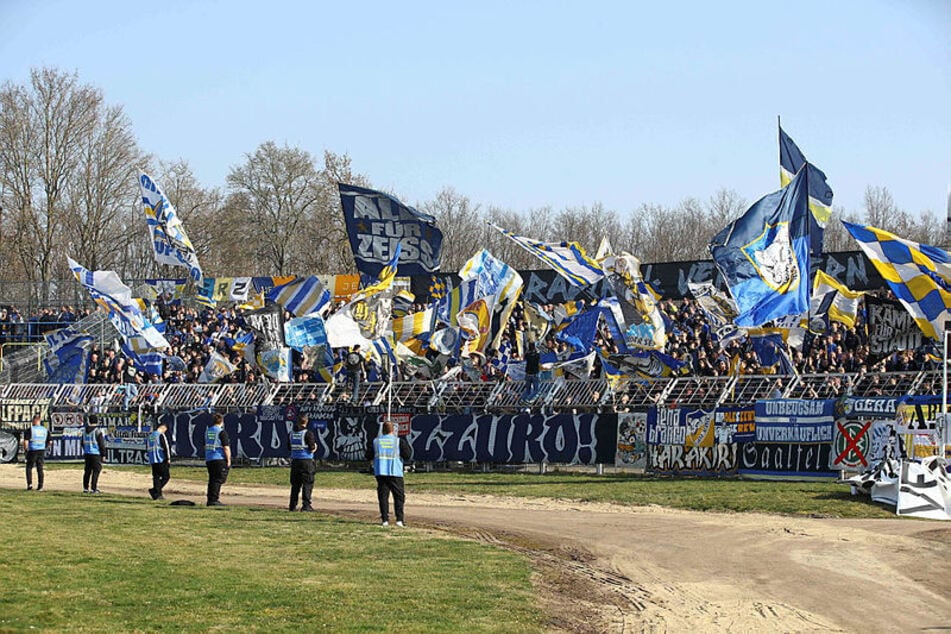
top-left (339, 183), bottom-right (443, 278)
top-left (843, 222), bottom-right (951, 340)
top-left (710, 167), bottom-right (811, 327)
top-left (779, 124), bottom-right (833, 255)
top-left (488, 222), bottom-right (604, 287)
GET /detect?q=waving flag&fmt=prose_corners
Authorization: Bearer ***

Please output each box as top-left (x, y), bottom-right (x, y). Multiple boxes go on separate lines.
top-left (843, 222), bottom-right (951, 340)
top-left (488, 222), bottom-right (604, 287)
top-left (435, 278), bottom-right (478, 327)
top-left (598, 246), bottom-right (666, 350)
top-left (779, 124), bottom-right (833, 255)
top-left (268, 276), bottom-right (331, 317)
top-left (139, 171), bottom-right (203, 282)
top-left (68, 257), bottom-right (169, 351)
top-left (199, 351), bottom-right (237, 384)
top-left (458, 295), bottom-right (496, 355)
top-left (44, 328), bottom-right (93, 384)
top-left (284, 314), bottom-right (330, 351)
top-left (339, 183), bottom-right (442, 278)
top-left (710, 167), bottom-right (811, 327)
top-left (809, 270), bottom-right (863, 330)
top-left (392, 307), bottom-right (435, 343)
top-left (326, 245), bottom-right (402, 347)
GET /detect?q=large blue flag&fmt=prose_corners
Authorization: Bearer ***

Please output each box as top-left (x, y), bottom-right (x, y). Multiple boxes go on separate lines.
top-left (778, 124), bottom-right (833, 256)
top-left (44, 328), bottom-right (93, 384)
top-left (338, 183), bottom-right (443, 278)
top-left (709, 167), bottom-right (811, 327)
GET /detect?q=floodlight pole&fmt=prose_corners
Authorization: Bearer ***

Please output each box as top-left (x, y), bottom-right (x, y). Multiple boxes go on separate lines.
top-left (944, 327), bottom-right (950, 456)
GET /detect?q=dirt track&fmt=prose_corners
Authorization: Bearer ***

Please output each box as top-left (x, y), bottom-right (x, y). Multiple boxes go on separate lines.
top-left (2, 464), bottom-right (949, 633)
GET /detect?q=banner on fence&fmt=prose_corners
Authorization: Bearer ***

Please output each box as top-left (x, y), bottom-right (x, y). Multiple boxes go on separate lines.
top-left (164, 409), bottom-right (618, 465)
top-left (615, 412), bottom-right (648, 469)
top-left (737, 399), bottom-right (837, 478)
top-left (649, 444), bottom-right (738, 475)
top-left (0, 399), bottom-right (52, 430)
top-left (714, 406), bottom-right (756, 444)
top-left (647, 407), bottom-right (715, 447)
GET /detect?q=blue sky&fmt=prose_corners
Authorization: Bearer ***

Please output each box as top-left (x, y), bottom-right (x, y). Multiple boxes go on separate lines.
top-left (2, 0), bottom-right (948, 217)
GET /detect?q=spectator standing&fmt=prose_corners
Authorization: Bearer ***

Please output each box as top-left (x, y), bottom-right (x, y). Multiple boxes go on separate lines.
top-left (205, 413), bottom-right (231, 506)
top-left (346, 345), bottom-right (366, 404)
top-left (287, 414), bottom-right (317, 512)
top-left (22, 414), bottom-right (51, 491)
top-left (147, 420), bottom-right (171, 500)
top-left (521, 344), bottom-right (541, 403)
top-left (81, 414), bottom-right (106, 494)
top-left (367, 420), bottom-right (411, 527)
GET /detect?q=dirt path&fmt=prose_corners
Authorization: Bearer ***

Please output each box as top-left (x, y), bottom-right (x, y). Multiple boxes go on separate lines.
top-left (3, 464), bottom-right (949, 633)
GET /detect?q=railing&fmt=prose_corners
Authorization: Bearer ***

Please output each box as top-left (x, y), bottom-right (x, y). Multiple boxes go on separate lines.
top-left (0, 370), bottom-right (943, 412)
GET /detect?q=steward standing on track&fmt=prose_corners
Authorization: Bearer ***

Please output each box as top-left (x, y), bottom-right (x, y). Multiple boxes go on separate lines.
top-left (22, 414), bottom-right (51, 491)
top-left (287, 414), bottom-right (317, 512)
top-left (147, 420), bottom-right (171, 500)
top-left (205, 413), bottom-right (231, 506)
top-left (367, 420), bottom-right (411, 527)
top-left (82, 414), bottom-right (106, 494)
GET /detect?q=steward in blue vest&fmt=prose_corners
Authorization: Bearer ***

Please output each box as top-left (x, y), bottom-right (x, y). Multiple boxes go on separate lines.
top-left (81, 414), bottom-right (106, 494)
top-left (287, 414), bottom-right (317, 512)
top-left (204, 413), bottom-right (231, 506)
top-left (22, 414), bottom-right (51, 491)
top-left (147, 420), bottom-right (171, 500)
top-left (367, 420), bottom-right (412, 527)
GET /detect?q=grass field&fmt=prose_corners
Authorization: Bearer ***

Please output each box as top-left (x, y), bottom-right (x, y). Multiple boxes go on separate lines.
top-left (0, 490), bottom-right (540, 632)
top-left (46, 463), bottom-right (896, 519)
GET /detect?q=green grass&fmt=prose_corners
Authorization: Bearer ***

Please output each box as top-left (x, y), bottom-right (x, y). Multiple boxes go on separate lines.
top-left (0, 491), bottom-right (540, 633)
top-left (48, 463), bottom-right (896, 519)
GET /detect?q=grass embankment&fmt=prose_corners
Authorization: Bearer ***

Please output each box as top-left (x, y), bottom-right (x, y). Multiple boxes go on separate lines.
top-left (0, 491), bottom-right (539, 632)
top-left (47, 463), bottom-right (895, 519)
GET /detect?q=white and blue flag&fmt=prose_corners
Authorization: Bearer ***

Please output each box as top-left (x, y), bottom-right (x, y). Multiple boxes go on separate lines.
top-left (267, 276), bottom-right (331, 317)
top-left (139, 171), bottom-right (203, 282)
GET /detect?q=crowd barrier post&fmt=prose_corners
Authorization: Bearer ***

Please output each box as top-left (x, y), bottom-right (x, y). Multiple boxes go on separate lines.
top-left (596, 463), bottom-right (604, 476)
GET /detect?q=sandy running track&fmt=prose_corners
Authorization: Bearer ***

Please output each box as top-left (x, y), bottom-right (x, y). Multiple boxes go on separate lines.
top-left (2, 464), bottom-right (949, 633)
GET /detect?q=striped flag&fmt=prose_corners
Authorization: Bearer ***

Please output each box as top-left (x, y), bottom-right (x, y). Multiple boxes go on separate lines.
top-left (488, 222), bottom-right (603, 287)
top-left (392, 289), bottom-right (415, 317)
top-left (435, 278), bottom-right (478, 326)
top-left (68, 257), bottom-right (169, 351)
top-left (392, 307), bottom-right (435, 343)
top-left (267, 276), bottom-right (331, 317)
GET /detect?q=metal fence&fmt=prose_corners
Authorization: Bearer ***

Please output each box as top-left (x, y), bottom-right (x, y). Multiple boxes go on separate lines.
top-left (0, 370), bottom-right (941, 413)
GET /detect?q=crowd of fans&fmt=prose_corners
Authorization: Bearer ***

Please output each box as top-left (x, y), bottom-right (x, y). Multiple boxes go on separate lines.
top-left (0, 289), bottom-right (937, 388)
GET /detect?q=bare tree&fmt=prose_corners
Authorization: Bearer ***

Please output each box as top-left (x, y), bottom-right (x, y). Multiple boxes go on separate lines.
top-left (420, 187), bottom-right (482, 272)
top-left (64, 104), bottom-right (144, 273)
top-left (0, 68), bottom-right (101, 301)
top-left (226, 142), bottom-right (321, 275)
top-left (300, 150), bottom-right (371, 274)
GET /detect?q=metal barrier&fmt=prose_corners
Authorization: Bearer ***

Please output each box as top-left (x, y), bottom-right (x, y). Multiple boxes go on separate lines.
top-left (0, 370), bottom-right (942, 411)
